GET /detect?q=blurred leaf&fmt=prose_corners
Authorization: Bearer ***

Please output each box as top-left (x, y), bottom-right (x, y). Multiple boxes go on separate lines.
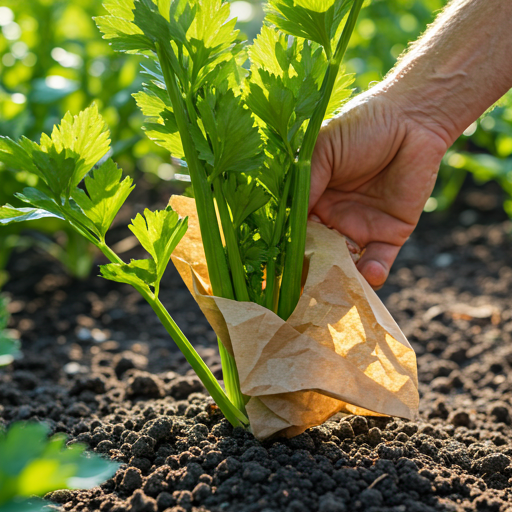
top-left (0, 422), bottom-right (119, 506)
top-left (0, 205), bottom-right (63, 225)
top-left (30, 78), bottom-right (80, 105)
top-left (0, 294), bottom-right (21, 367)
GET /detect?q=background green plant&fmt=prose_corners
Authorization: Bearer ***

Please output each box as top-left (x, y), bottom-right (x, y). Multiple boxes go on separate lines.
top-left (1, 0), bottom-right (511, 287)
top-left (0, 295), bottom-right (20, 367)
top-left (0, 422), bottom-right (119, 512)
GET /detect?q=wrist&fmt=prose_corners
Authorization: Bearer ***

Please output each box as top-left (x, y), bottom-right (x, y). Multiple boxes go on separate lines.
top-left (379, 71), bottom-right (464, 149)
top-left (378, 0), bottom-right (512, 149)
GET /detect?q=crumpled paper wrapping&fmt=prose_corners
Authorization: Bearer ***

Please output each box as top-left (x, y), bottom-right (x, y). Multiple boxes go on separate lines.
top-left (169, 195), bottom-right (419, 440)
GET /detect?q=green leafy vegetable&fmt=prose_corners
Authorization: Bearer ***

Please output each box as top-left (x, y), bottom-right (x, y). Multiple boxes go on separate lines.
top-left (127, 207), bottom-right (187, 287)
top-left (94, 0), bottom-right (364, 415)
top-left (71, 160), bottom-right (134, 240)
top-left (0, 106), bottom-right (248, 429)
top-left (0, 0), bottom-right (365, 433)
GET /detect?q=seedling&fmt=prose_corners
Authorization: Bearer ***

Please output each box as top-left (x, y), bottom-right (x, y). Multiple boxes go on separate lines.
top-left (0, 0), bottom-right (364, 428)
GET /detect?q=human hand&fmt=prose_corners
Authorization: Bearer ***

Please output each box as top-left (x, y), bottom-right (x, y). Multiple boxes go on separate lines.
top-left (309, 86), bottom-right (450, 289)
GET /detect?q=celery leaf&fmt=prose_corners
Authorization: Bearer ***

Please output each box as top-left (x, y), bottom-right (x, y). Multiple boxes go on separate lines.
top-left (0, 105), bottom-right (111, 202)
top-left (0, 205), bottom-right (63, 225)
top-left (223, 174), bottom-right (269, 229)
top-left (266, 0), bottom-right (353, 54)
top-left (40, 104), bottom-right (111, 190)
top-left (133, 87), bottom-right (185, 157)
top-left (100, 259), bottom-right (157, 294)
top-left (128, 208), bottom-right (188, 282)
top-left (192, 89), bottom-right (263, 177)
top-left (71, 159), bottom-right (134, 239)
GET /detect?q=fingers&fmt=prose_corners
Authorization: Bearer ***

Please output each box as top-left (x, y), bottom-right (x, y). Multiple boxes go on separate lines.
top-left (356, 242), bottom-right (401, 290)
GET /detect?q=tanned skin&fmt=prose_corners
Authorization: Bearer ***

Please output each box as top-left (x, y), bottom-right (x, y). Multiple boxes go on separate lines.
top-left (310, 0), bottom-right (512, 289)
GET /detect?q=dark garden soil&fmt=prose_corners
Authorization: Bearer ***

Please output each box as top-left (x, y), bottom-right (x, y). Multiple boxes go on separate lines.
top-left (3, 183), bottom-right (512, 512)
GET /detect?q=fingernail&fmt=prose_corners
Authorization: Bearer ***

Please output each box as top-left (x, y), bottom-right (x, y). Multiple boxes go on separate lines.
top-left (309, 214), bottom-right (321, 223)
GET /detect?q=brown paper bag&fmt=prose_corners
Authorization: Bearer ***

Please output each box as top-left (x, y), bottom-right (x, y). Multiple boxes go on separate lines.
top-left (169, 195), bottom-right (419, 440)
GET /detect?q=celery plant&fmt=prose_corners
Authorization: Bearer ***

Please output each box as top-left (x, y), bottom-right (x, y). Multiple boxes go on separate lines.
top-left (96, 0), bottom-right (363, 409)
top-left (0, 106), bottom-right (248, 428)
top-left (0, 0), bottom-right (364, 430)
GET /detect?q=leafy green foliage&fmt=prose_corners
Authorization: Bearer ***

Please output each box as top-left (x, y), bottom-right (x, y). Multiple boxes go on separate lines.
top-left (0, 106), bottom-right (250, 428)
top-left (0, 296), bottom-right (20, 367)
top-left (0, 105), bottom-right (133, 246)
top-left (128, 207), bottom-right (188, 284)
top-left (223, 174), bottom-right (270, 229)
top-left (133, 78), bottom-right (185, 157)
top-left (0, 205), bottom-right (63, 225)
top-left (0, 422), bottom-right (119, 512)
top-left (192, 88), bottom-right (263, 178)
top-left (266, 0), bottom-right (352, 56)
top-left (100, 258), bottom-right (158, 294)
top-left (99, 206), bottom-right (189, 297)
top-left (0, 105), bottom-right (110, 202)
top-left (95, 0), bottom-right (359, 315)
top-left (72, 160), bottom-right (134, 240)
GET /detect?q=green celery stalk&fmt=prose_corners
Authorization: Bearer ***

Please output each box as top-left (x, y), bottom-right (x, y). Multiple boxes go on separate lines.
top-left (156, 44), bottom-right (234, 301)
top-left (265, 170), bottom-right (292, 313)
top-left (277, 0), bottom-right (364, 320)
top-left (98, 242), bottom-right (248, 427)
top-left (212, 177), bottom-right (250, 302)
top-left (155, 43), bottom-right (246, 416)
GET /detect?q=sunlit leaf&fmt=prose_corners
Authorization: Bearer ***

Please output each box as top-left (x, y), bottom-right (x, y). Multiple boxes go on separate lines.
top-left (133, 88), bottom-right (185, 157)
top-left (100, 258), bottom-right (157, 294)
top-left (128, 208), bottom-right (188, 282)
top-left (0, 205), bottom-right (63, 225)
top-left (71, 159), bottom-right (134, 239)
top-left (191, 89), bottom-right (263, 178)
top-left (266, 0), bottom-right (353, 54)
top-left (0, 422), bottom-right (119, 507)
top-left (40, 105), bottom-right (111, 191)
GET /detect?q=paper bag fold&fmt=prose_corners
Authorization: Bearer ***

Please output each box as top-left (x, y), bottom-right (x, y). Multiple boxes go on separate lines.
top-left (169, 195), bottom-right (419, 440)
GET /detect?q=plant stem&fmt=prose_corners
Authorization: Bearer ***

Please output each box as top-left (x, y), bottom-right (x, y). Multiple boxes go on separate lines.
top-left (265, 169), bottom-right (292, 314)
top-left (277, 0), bottom-right (364, 320)
top-left (218, 337), bottom-right (247, 413)
top-left (155, 43), bottom-right (234, 302)
top-left (212, 177), bottom-right (250, 302)
top-left (97, 241), bottom-right (249, 427)
top-left (276, 160), bottom-right (309, 320)
top-left (150, 297), bottom-right (249, 427)
top-left (155, 43), bottom-right (246, 422)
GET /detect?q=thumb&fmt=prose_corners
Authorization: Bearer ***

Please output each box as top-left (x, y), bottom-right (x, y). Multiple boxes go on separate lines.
top-left (356, 241), bottom-right (401, 290)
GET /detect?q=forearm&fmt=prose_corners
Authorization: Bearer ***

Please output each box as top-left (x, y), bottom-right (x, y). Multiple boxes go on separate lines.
top-left (382, 0), bottom-right (512, 146)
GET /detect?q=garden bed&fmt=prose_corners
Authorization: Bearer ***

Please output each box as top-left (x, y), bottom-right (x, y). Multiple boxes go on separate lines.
top-left (2, 184), bottom-right (512, 512)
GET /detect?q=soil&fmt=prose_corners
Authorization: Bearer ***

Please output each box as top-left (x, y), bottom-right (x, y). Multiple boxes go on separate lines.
top-left (2, 182), bottom-right (512, 512)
